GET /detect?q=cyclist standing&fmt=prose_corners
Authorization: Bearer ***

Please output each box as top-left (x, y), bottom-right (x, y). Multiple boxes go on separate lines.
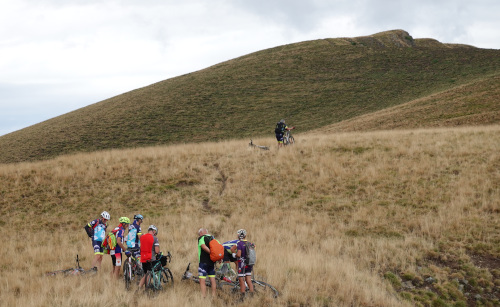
top-left (111, 217), bottom-right (130, 279)
top-left (274, 119), bottom-right (294, 148)
top-left (138, 225), bottom-right (160, 290)
top-left (84, 211), bottom-right (110, 271)
top-left (198, 228), bottom-right (217, 298)
top-left (126, 214), bottom-right (143, 260)
top-left (236, 229), bottom-right (254, 298)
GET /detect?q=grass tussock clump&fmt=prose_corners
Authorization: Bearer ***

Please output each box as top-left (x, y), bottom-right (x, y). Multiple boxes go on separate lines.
top-left (0, 125), bottom-right (499, 306)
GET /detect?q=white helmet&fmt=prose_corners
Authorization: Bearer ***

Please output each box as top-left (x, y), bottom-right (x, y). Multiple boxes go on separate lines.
top-left (101, 211), bottom-right (110, 220)
top-left (148, 225), bottom-right (158, 234)
top-left (237, 229), bottom-right (247, 239)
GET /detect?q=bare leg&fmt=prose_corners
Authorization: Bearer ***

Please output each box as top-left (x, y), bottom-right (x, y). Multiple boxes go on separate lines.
top-left (239, 276), bottom-right (246, 293)
top-left (209, 276), bottom-right (217, 297)
top-left (138, 274), bottom-right (147, 289)
top-left (245, 275), bottom-right (254, 292)
top-left (91, 254), bottom-right (103, 269)
top-left (200, 278), bottom-right (207, 297)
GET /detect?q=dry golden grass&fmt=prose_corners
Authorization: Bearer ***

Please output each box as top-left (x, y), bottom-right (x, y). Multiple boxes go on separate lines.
top-left (1, 126), bottom-right (499, 306)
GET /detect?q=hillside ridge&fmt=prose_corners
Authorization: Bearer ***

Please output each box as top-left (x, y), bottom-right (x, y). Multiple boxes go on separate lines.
top-left (319, 73), bottom-right (500, 133)
top-left (0, 29), bottom-right (499, 164)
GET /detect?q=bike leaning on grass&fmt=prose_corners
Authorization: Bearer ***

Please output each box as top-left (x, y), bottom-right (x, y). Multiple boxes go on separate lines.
top-left (123, 248), bottom-right (143, 290)
top-left (45, 255), bottom-right (97, 277)
top-left (181, 261), bottom-right (277, 298)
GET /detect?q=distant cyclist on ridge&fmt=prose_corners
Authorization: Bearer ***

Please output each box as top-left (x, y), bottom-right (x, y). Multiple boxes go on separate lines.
top-left (274, 119), bottom-right (295, 148)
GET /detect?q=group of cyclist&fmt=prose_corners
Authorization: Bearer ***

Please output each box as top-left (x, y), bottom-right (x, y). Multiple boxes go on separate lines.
top-left (197, 228), bottom-right (254, 299)
top-left (85, 211), bottom-right (160, 282)
top-left (86, 212), bottom-right (254, 299)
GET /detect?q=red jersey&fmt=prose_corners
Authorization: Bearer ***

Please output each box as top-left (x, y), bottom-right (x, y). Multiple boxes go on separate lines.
top-left (140, 233), bottom-right (154, 262)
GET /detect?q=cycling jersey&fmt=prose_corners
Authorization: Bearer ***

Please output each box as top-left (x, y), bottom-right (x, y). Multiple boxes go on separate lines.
top-left (237, 239), bottom-right (253, 276)
top-left (140, 233), bottom-right (159, 263)
top-left (113, 226), bottom-right (126, 254)
top-left (88, 219), bottom-right (107, 242)
top-left (223, 239), bottom-right (238, 251)
top-left (236, 240), bottom-right (248, 259)
top-left (126, 220), bottom-right (141, 248)
top-left (198, 235), bottom-right (213, 264)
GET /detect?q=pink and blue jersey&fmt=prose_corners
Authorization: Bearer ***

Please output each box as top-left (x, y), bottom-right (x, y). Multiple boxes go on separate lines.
top-left (126, 220), bottom-right (141, 248)
top-left (88, 219), bottom-right (107, 242)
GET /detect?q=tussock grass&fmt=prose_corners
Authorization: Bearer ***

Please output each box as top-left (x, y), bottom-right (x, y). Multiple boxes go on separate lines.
top-left (1, 125), bottom-right (499, 306)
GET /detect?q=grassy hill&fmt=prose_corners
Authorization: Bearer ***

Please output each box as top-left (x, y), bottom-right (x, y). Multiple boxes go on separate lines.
top-left (0, 126), bottom-right (498, 306)
top-left (318, 74), bottom-right (500, 133)
top-left (0, 29), bottom-right (499, 164)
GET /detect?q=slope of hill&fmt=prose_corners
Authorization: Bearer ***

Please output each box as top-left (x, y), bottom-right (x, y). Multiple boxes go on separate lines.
top-left (1, 29), bottom-right (499, 164)
top-left (318, 74), bottom-right (500, 132)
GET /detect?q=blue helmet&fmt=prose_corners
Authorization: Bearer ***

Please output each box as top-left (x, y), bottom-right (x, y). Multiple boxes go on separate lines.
top-left (134, 214), bottom-right (144, 220)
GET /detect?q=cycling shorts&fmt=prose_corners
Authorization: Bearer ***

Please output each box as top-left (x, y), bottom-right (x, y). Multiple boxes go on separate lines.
top-left (111, 253), bottom-right (122, 267)
top-left (142, 261), bottom-right (152, 274)
top-left (198, 262), bottom-right (215, 279)
top-left (237, 260), bottom-right (253, 277)
top-left (92, 240), bottom-right (104, 255)
top-left (275, 133), bottom-right (284, 143)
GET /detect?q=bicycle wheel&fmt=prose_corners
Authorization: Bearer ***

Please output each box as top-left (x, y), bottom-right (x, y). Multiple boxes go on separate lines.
top-left (124, 262), bottom-right (132, 290)
top-left (134, 260), bottom-right (144, 278)
top-left (145, 272), bottom-right (155, 297)
top-left (289, 135), bottom-right (295, 145)
top-left (161, 267), bottom-right (174, 287)
top-left (154, 271), bottom-right (163, 290)
top-left (218, 280), bottom-right (240, 292)
top-left (146, 271), bottom-right (161, 297)
top-left (252, 280), bottom-right (279, 298)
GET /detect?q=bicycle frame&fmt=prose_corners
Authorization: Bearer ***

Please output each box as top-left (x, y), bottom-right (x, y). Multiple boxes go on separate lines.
top-left (181, 262), bottom-right (278, 298)
top-left (145, 252), bottom-right (173, 293)
top-left (283, 130), bottom-right (295, 146)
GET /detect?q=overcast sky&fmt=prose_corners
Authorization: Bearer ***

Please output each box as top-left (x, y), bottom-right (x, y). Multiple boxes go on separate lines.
top-left (1, 0), bottom-right (499, 136)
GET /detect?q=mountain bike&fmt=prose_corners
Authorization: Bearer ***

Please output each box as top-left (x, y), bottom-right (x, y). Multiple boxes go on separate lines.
top-left (249, 139), bottom-right (270, 150)
top-left (145, 252), bottom-right (174, 295)
top-left (181, 262), bottom-right (235, 286)
top-left (216, 262), bottom-right (238, 283)
top-left (45, 254), bottom-right (97, 277)
top-left (181, 262), bottom-right (278, 298)
top-left (283, 130), bottom-right (295, 146)
top-left (123, 248), bottom-right (143, 290)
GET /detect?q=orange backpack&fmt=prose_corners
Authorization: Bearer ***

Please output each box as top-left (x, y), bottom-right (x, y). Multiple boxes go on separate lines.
top-left (208, 236), bottom-right (224, 262)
